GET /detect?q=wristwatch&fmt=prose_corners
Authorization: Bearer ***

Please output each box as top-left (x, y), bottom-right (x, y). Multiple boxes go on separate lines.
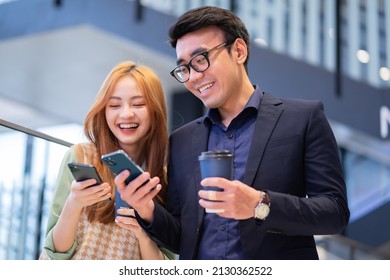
top-left (254, 191), bottom-right (271, 220)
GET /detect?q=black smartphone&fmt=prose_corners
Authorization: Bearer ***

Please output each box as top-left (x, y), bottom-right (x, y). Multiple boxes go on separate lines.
top-left (67, 162), bottom-right (111, 202)
top-left (67, 162), bottom-right (103, 186)
top-left (101, 150), bottom-right (145, 216)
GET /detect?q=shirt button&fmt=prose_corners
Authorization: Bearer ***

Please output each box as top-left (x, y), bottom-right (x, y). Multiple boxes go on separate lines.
top-left (227, 133), bottom-right (233, 139)
top-left (220, 225), bottom-right (226, 231)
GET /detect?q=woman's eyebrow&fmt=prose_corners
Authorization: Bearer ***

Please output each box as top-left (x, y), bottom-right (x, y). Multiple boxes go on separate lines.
top-left (108, 95), bottom-right (144, 100)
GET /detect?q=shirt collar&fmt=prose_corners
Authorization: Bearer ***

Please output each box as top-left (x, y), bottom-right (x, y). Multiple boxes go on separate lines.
top-left (204, 85), bottom-right (263, 125)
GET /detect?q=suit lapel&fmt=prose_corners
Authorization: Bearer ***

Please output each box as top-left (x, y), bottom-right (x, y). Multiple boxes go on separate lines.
top-left (191, 119), bottom-right (209, 227)
top-left (243, 92), bottom-right (284, 187)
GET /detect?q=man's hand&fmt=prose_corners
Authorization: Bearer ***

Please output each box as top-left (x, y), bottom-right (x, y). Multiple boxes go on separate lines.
top-left (198, 177), bottom-right (260, 219)
top-left (115, 170), bottom-right (161, 223)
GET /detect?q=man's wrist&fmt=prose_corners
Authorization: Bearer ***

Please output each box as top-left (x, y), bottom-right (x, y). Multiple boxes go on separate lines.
top-left (136, 202), bottom-right (155, 224)
top-left (254, 191), bottom-right (271, 220)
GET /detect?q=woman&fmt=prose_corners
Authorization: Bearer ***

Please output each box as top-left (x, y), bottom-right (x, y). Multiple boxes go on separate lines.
top-left (40, 61), bottom-right (173, 260)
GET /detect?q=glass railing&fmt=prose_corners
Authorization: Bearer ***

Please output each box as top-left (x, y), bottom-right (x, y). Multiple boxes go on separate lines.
top-left (316, 234), bottom-right (390, 260)
top-left (331, 121), bottom-right (390, 223)
top-left (0, 119), bottom-right (72, 260)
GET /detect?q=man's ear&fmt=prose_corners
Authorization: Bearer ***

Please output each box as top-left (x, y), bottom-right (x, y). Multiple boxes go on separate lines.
top-left (232, 38), bottom-right (248, 65)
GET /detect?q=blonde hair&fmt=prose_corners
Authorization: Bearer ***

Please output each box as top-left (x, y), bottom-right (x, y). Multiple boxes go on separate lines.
top-left (83, 61), bottom-right (168, 223)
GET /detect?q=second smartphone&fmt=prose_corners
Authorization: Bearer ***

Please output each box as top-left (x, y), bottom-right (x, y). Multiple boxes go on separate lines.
top-left (101, 150), bottom-right (146, 216)
top-left (101, 150), bottom-right (144, 184)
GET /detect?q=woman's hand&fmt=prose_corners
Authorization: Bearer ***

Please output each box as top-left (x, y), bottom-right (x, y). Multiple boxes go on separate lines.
top-left (115, 208), bottom-right (165, 260)
top-left (115, 208), bottom-right (149, 240)
top-left (68, 179), bottom-right (112, 210)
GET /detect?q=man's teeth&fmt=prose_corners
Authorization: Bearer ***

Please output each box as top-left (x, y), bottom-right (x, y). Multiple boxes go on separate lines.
top-left (199, 83), bottom-right (213, 93)
top-left (119, 124), bottom-right (138, 129)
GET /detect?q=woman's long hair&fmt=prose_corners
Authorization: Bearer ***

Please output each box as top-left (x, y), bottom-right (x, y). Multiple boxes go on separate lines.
top-left (83, 61), bottom-right (168, 223)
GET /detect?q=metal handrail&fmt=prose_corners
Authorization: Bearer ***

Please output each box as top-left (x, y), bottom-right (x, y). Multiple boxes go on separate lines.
top-left (0, 118), bottom-right (73, 147)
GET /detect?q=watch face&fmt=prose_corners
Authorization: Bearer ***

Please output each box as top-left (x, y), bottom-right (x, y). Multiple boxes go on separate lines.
top-left (255, 204), bottom-right (270, 220)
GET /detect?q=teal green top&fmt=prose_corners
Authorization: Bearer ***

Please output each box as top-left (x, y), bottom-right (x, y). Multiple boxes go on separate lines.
top-left (42, 148), bottom-right (77, 260)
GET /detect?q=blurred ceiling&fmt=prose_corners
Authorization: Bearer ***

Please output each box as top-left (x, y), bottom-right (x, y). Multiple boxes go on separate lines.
top-left (0, 0), bottom-right (183, 131)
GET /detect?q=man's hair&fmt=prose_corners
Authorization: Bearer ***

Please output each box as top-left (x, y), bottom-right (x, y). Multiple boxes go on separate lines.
top-left (169, 6), bottom-right (250, 69)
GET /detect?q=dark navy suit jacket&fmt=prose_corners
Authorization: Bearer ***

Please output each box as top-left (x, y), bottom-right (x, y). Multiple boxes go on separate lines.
top-left (146, 92), bottom-right (350, 260)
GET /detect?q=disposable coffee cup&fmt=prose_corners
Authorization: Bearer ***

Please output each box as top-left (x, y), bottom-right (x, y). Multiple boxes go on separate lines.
top-left (198, 150), bottom-right (233, 213)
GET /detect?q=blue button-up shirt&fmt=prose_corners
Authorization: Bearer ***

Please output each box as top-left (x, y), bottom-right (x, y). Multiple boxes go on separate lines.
top-left (197, 86), bottom-right (262, 260)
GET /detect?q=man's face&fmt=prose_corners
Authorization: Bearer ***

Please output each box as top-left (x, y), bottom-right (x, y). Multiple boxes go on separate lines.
top-left (175, 26), bottom-right (240, 111)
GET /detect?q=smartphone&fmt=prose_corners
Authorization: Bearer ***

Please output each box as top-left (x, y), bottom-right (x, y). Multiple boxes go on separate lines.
top-left (67, 162), bottom-right (103, 186)
top-left (67, 162), bottom-right (111, 202)
top-left (101, 150), bottom-right (144, 184)
top-left (101, 150), bottom-right (146, 216)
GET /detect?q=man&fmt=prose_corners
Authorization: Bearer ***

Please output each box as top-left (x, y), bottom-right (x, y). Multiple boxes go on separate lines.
top-left (116, 6), bottom-right (350, 260)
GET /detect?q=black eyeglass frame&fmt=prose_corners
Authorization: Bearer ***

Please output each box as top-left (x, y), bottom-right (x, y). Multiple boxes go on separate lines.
top-left (170, 41), bottom-right (229, 83)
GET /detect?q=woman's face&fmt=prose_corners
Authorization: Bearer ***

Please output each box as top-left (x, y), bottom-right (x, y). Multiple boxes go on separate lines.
top-left (105, 76), bottom-right (151, 158)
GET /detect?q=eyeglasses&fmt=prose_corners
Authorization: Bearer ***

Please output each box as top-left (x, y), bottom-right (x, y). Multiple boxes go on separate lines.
top-left (170, 42), bottom-right (228, 83)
